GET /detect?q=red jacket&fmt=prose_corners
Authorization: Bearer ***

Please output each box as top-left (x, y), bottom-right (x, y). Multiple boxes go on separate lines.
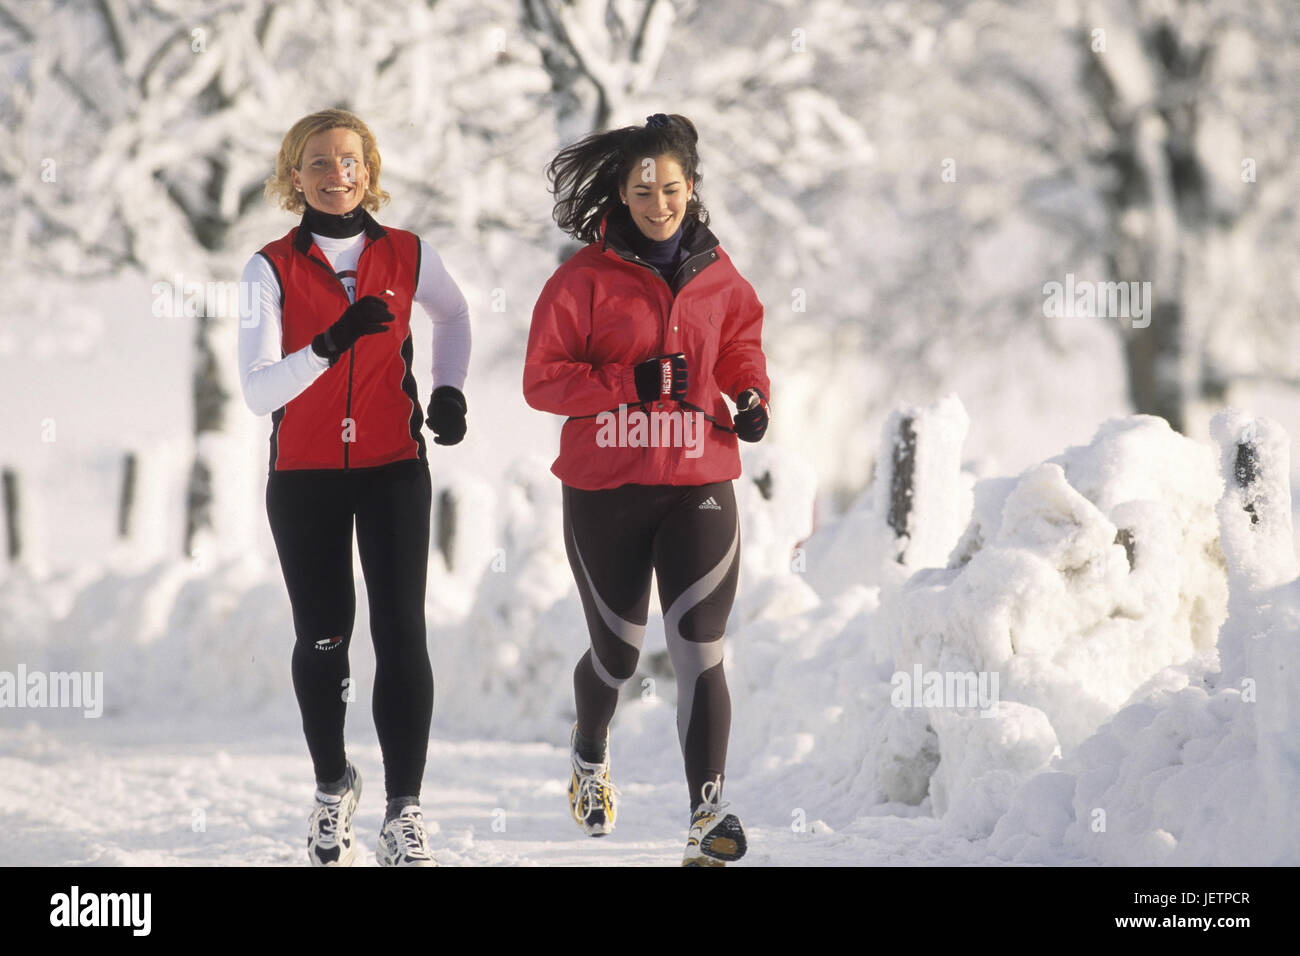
top-left (524, 211), bottom-right (770, 490)
top-left (259, 212), bottom-right (425, 471)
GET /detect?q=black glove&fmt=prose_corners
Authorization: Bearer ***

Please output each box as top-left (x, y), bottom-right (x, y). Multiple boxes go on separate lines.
top-left (633, 353), bottom-right (688, 403)
top-left (733, 387), bottom-right (769, 442)
top-left (311, 295), bottom-right (393, 365)
top-left (426, 385), bottom-right (467, 446)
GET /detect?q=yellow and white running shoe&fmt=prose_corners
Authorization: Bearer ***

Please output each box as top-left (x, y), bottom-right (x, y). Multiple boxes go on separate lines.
top-left (568, 724), bottom-right (619, 837)
top-left (682, 779), bottom-right (747, 867)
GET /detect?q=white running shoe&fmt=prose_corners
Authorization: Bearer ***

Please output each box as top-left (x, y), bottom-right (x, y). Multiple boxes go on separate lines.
top-left (682, 778), bottom-right (746, 867)
top-left (307, 763), bottom-right (361, 867)
top-left (376, 805), bottom-right (437, 867)
top-left (568, 724), bottom-right (619, 837)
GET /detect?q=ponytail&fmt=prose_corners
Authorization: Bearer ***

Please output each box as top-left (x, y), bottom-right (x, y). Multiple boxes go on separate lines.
top-left (546, 113), bottom-right (708, 243)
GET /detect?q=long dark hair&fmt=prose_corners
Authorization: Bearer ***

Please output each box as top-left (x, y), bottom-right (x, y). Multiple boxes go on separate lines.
top-left (547, 113), bottom-right (709, 243)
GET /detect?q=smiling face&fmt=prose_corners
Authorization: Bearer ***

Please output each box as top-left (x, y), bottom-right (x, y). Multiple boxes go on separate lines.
top-left (619, 154), bottom-right (694, 241)
top-left (291, 128), bottom-right (370, 215)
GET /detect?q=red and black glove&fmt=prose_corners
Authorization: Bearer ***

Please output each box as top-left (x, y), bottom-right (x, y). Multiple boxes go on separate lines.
top-left (311, 295), bottom-right (392, 366)
top-left (733, 387), bottom-right (769, 442)
top-left (633, 353), bottom-right (688, 402)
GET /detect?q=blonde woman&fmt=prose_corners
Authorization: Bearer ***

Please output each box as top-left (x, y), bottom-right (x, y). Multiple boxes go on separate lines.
top-left (238, 108), bottom-right (471, 866)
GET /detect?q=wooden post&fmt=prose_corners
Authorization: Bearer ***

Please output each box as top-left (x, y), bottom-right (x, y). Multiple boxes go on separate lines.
top-left (2, 468), bottom-right (19, 561)
top-left (118, 451), bottom-right (137, 539)
top-left (184, 459), bottom-right (212, 559)
top-left (437, 488), bottom-right (457, 572)
top-left (1114, 527), bottom-right (1136, 568)
top-left (887, 415), bottom-right (917, 563)
top-left (1234, 438), bottom-right (1261, 525)
top-left (1210, 410), bottom-right (1297, 593)
top-left (873, 397), bottom-right (969, 570)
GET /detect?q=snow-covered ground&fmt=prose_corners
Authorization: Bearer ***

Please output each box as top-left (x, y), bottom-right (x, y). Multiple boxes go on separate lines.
top-left (3, 380), bottom-right (1297, 865)
top-left (2, 712), bottom-right (1012, 867)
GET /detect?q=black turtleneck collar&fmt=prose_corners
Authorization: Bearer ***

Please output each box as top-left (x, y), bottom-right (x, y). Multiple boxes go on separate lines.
top-left (601, 204), bottom-right (720, 293)
top-left (303, 201), bottom-right (367, 238)
top-left (294, 202), bottom-right (386, 254)
top-left (605, 205), bottom-right (688, 274)
top-left (622, 205), bottom-right (683, 255)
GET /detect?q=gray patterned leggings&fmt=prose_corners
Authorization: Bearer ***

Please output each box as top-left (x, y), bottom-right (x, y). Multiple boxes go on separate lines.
top-left (563, 480), bottom-right (740, 812)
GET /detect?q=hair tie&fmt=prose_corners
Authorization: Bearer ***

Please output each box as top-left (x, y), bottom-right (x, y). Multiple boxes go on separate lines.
top-left (645, 113), bottom-right (672, 129)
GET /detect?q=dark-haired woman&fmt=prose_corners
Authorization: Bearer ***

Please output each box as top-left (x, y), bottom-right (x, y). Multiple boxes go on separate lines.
top-left (523, 113), bottom-right (770, 866)
top-left (239, 108), bottom-right (471, 866)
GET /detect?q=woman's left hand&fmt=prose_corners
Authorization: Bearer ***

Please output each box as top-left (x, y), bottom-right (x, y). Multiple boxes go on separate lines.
top-left (426, 385), bottom-right (468, 445)
top-left (733, 388), bottom-right (769, 443)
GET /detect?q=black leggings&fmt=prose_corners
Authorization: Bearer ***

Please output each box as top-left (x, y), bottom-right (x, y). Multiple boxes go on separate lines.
top-left (563, 481), bottom-right (740, 812)
top-left (266, 458), bottom-right (433, 800)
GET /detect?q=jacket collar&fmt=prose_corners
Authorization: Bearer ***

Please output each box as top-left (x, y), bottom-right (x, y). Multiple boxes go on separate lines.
top-left (600, 205), bottom-right (719, 262)
top-left (293, 206), bottom-right (386, 255)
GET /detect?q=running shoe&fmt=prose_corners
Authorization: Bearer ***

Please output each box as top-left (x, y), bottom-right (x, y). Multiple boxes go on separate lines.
top-left (682, 778), bottom-right (746, 867)
top-left (307, 762), bottom-right (361, 867)
top-left (376, 805), bottom-right (437, 867)
top-left (568, 724), bottom-right (619, 837)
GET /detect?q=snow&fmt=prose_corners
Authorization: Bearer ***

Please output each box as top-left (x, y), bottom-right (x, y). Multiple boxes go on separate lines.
top-left (3, 373), bottom-right (1297, 866)
top-left (5, 0), bottom-right (1300, 867)
top-left (8, 400), bottom-right (1295, 866)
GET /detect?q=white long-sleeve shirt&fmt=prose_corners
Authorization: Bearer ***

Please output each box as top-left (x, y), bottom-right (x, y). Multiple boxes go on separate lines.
top-left (238, 230), bottom-right (471, 416)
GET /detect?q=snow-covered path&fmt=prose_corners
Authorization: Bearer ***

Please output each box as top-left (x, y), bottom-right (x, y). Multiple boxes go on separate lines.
top-left (0, 713), bottom-right (1019, 867)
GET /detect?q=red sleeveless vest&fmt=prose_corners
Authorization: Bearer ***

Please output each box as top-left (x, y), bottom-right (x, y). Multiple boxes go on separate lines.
top-left (258, 215), bottom-right (425, 472)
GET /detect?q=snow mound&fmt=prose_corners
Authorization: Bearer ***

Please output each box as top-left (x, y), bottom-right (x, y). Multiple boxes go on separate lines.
top-left (887, 417), bottom-right (1227, 813)
top-left (984, 411), bottom-right (1300, 863)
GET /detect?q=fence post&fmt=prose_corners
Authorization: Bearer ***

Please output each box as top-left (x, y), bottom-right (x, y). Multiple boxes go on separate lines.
top-left (1210, 410), bottom-right (1297, 592)
top-left (1114, 527), bottom-right (1136, 568)
top-left (2, 467), bottom-right (19, 562)
top-left (118, 451), bottom-right (137, 539)
top-left (874, 396), bottom-right (969, 569)
top-left (886, 416), bottom-right (917, 562)
top-left (437, 488), bottom-right (457, 573)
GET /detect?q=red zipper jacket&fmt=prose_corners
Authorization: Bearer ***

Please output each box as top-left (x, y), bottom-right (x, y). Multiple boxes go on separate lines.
top-left (258, 212), bottom-right (426, 471)
top-left (524, 209), bottom-right (770, 490)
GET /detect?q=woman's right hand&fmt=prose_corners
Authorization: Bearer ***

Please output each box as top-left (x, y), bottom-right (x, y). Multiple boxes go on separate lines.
top-left (312, 295), bottom-right (393, 364)
top-left (633, 353), bottom-right (688, 402)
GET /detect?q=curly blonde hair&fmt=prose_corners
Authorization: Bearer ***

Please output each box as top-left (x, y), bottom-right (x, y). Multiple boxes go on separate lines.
top-left (264, 108), bottom-right (391, 214)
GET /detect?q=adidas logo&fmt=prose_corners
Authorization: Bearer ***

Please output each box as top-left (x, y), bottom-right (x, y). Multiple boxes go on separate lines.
top-left (698, 497), bottom-right (722, 511)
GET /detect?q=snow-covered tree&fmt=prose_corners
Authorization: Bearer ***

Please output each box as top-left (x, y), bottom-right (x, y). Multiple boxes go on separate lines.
top-left (1077, 0), bottom-right (1300, 433)
top-left (6, 0), bottom-right (1300, 523)
top-left (2, 0), bottom-right (553, 556)
top-left (519, 0), bottom-right (682, 138)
